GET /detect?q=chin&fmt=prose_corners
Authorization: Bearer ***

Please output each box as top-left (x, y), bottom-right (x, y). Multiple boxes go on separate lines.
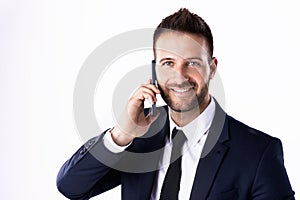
top-left (168, 99), bottom-right (200, 113)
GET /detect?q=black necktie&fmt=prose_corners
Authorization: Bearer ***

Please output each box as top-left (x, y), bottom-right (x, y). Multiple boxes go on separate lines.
top-left (160, 128), bottom-right (187, 200)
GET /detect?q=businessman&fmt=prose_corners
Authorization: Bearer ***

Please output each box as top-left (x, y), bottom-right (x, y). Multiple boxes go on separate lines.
top-left (57, 8), bottom-right (295, 199)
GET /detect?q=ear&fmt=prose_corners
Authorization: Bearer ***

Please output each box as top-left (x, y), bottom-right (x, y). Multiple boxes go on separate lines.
top-left (209, 57), bottom-right (218, 80)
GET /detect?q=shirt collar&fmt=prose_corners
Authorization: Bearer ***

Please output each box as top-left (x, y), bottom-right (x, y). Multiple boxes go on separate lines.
top-left (168, 96), bottom-right (216, 144)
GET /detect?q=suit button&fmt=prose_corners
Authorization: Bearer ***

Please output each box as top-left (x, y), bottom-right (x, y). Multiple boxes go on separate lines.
top-left (79, 147), bottom-right (87, 154)
top-left (88, 139), bottom-right (95, 145)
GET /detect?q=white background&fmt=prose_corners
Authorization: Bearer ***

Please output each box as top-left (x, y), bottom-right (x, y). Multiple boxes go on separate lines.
top-left (1, 0), bottom-right (299, 199)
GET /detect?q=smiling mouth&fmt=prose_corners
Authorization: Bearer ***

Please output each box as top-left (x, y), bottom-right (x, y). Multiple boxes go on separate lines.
top-left (172, 88), bottom-right (192, 92)
top-left (170, 87), bottom-right (194, 96)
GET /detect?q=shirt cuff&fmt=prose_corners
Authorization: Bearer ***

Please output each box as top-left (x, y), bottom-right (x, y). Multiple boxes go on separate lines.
top-left (103, 129), bottom-right (132, 153)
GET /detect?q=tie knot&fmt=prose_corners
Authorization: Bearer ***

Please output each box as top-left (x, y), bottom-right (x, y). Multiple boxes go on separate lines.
top-left (171, 128), bottom-right (187, 148)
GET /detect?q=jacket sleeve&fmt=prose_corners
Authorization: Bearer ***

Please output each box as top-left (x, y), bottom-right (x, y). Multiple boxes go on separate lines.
top-left (56, 130), bottom-right (124, 200)
top-left (251, 138), bottom-right (295, 199)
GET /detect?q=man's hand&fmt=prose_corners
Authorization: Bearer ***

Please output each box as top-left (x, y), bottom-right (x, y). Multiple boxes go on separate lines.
top-left (111, 80), bottom-right (160, 146)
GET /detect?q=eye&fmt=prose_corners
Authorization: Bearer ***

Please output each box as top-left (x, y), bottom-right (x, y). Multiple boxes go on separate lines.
top-left (187, 61), bottom-right (201, 67)
top-left (161, 61), bottom-right (174, 67)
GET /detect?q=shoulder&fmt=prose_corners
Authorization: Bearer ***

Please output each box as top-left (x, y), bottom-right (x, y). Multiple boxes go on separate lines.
top-left (220, 116), bottom-right (294, 198)
top-left (226, 115), bottom-right (282, 152)
top-left (222, 115), bottom-right (286, 178)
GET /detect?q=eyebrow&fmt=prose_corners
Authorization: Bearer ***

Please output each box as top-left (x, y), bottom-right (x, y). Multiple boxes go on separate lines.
top-left (159, 57), bottom-right (175, 64)
top-left (185, 57), bottom-right (204, 61)
top-left (159, 57), bottom-right (204, 64)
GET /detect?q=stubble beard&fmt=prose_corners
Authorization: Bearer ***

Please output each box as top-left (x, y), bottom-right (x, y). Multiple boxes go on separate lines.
top-left (158, 82), bottom-right (209, 113)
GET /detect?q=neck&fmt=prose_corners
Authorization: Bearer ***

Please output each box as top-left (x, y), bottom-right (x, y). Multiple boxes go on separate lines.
top-left (170, 95), bottom-right (211, 127)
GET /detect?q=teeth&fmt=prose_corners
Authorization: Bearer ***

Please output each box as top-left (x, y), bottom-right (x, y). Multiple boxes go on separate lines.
top-left (173, 88), bottom-right (191, 93)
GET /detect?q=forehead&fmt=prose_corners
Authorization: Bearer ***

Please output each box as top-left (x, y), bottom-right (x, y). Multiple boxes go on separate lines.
top-left (155, 32), bottom-right (210, 59)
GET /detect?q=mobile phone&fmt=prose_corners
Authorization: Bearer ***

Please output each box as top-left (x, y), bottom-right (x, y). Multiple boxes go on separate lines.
top-left (151, 60), bottom-right (157, 116)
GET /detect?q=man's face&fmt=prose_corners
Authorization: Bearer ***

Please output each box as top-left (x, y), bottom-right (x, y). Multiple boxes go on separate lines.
top-left (154, 31), bottom-right (217, 113)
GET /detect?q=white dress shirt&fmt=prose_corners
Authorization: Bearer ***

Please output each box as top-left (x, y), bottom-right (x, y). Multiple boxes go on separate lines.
top-left (103, 99), bottom-right (216, 200)
top-left (150, 99), bottom-right (215, 200)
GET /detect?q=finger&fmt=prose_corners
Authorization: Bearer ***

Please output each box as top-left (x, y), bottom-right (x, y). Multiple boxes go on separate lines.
top-left (129, 84), bottom-right (160, 108)
top-left (131, 89), bottom-right (157, 106)
top-left (138, 85), bottom-right (159, 98)
top-left (141, 83), bottom-right (160, 94)
top-left (140, 91), bottom-right (157, 105)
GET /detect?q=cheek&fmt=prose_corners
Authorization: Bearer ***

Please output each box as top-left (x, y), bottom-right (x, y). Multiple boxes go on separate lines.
top-left (189, 69), bottom-right (209, 84)
top-left (156, 67), bottom-right (172, 84)
top-left (194, 67), bottom-right (210, 81)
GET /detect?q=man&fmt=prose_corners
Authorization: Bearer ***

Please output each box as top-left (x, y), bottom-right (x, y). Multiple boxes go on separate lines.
top-left (57, 8), bottom-right (295, 199)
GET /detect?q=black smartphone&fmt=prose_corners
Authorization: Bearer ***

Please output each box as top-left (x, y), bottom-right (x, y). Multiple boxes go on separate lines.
top-left (151, 60), bottom-right (157, 116)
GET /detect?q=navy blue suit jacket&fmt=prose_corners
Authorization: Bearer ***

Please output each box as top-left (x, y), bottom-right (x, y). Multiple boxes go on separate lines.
top-left (57, 102), bottom-right (295, 199)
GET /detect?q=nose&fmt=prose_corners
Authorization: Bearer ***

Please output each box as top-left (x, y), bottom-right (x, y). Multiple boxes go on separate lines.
top-left (173, 60), bottom-right (188, 80)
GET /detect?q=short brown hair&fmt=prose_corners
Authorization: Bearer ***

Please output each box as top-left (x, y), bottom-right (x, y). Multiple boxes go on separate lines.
top-left (153, 8), bottom-right (214, 56)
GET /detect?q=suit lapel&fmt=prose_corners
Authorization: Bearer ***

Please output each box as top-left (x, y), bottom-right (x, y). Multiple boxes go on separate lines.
top-left (190, 100), bottom-right (230, 199)
top-left (190, 143), bottom-right (229, 199)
